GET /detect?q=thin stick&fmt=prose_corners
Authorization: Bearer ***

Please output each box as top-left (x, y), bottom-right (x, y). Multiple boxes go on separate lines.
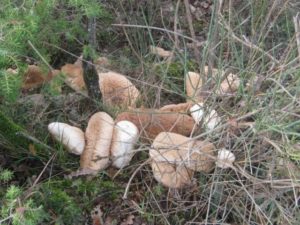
top-left (293, 13), bottom-right (300, 63)
top-left (122, 159), bottom-right (151, 199)
top-left (0, 215), bottom-right (13, 224)
top-left (173, 0), bottom-right (181, 50)
top-left (145, 182), bottom-right (171, 225)
top-left (24, 153), bottom-right (57, 199)
top-left (112, 23), bottom-right (205, 46)
top-left (28, 40), bottom-right (53, 70)
top-left (183, 0), bottom-right (200, 62)
top-left (17, 131), bottom-right (56, 151)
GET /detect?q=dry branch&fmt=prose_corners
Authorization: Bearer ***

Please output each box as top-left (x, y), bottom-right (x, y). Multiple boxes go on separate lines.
top-left (293, 13), bottom-right (300, 63)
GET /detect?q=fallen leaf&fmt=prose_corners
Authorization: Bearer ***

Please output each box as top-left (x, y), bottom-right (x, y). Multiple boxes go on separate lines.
top-left (228, 118), bottom-right (255, 134)
top-left (65, 168), bottom-right (98, 179)
top-left (120, 215), bottom-right (135, 225)
top-left (95, 57), bottom-right (110, 67)
top-left (91, 204), bottom-right (104, 225)
top-left (28, 144), bottom-right (36, 156)
top-left (200, 2), bottom-right (209, 9)
top-left (103, 216), bottom-right (114, 225)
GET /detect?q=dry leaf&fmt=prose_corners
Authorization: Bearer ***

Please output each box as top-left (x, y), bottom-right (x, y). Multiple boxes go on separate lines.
top-left (28, 144), bottom-right (36, 156)
top-left (91, 205), bottom-right (104, 225)
top-left (95, 57), bottom-right (110, 67)
top-left (120, 215), bottom-right (135, 225)
top-left (65, 168), bottom-right (98, 179)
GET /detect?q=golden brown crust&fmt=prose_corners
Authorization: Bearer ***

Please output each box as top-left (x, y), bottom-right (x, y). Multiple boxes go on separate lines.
top-left (151, 132), bottom-right (216, 173)
top-left (110, 120), bottom-right (139, 168)
top-left (80, 112), bottom-right (114, 171)
top-left (98, 71), bottom-right (140, 108)
top-left (186, 71), bottom-right (202, 101)
top-left (115, 109), bottom-right (195, 141)
top-left (150, 132), bottom-right (194, 162)
top-left (151, 161), bottom-right (193, 188)
top-left (22, 65), bottom-right (59, 90)
top-left (216, 72), bottom-right (240, 95)
top-left (159, 102), bottom-right (193, 114)
top-left (149, 46), bottom-right (173, 58)
top-left (186, 67), bottom-right (240, 99)
top-left (189, 140), bottom-right (216, 172)
top-left (61, 63), bottom-right (86, 91)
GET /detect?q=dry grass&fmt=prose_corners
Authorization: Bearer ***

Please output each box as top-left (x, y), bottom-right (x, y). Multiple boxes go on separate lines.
top-left (1, 0), bottom-right (300, 224)
top-left (105, 0), bottom-right (300, 224)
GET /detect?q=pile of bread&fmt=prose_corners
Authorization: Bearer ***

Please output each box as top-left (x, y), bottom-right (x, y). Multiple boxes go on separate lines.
top-left (48, 51), bottom-right (237, 188)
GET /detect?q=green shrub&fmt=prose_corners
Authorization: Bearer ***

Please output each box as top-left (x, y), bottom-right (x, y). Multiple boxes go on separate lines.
top-left (0, 0), bottom-right (112, 102)
top-left (0, 183), bottom-right (48, 225)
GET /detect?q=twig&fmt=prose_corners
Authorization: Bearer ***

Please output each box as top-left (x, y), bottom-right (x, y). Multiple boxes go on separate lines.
top-left (122, 159), bottom-right (151, 199)
top-left (293, 13), bottom-right (300, 63)
top-left (121, 25), bottom-right (145, 65)
top-left (0, 215), bottom-right (13, 224)
top-left (190, 108), bottom-right (263, 142)
top-left (24, 153), bottom-right (57, 199)
top-left (144, 182), bottom-right (171, 225)
top-left (41, 41), bottom-right (95, 67)
top-left (173, 0), bottom-right (181, 50)
top-left (183, 0), bottom-right (200, 62)
top-left (28, 40), bottom-right (53, 70)
top-left (267, 77), bottom-right (300, 104)
top-left (17, 131), bottom-right (56, 151)
top-left (112, 23), bottom-right (205, 46)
